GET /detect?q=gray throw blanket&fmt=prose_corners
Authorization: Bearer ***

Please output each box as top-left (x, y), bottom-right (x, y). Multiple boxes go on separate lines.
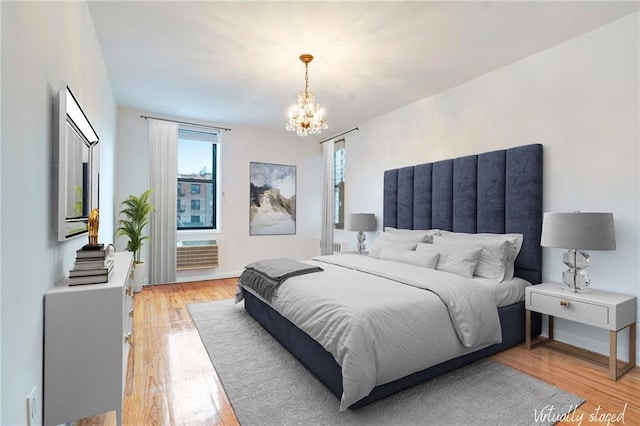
top-left (238, 258), bottom-right (323, 302)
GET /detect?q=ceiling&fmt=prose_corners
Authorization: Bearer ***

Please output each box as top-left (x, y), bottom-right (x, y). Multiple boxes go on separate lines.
top-left (88, 1), bottom-right (639, 137)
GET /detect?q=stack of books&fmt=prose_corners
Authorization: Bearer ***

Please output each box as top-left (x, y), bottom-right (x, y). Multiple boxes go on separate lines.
top-left (68, 246), bottom-right (115, 285)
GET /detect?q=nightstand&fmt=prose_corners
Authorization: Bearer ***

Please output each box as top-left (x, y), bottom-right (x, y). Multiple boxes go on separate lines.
top-left (525, 282), bottom-right (636, 380)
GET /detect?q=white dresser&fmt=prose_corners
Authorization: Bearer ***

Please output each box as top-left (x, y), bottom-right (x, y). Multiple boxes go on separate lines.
top-left (44, 251), bottom-right (134, 426)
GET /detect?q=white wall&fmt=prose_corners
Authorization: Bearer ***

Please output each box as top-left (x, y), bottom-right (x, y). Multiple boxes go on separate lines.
top-left (0, 2), bottom-right (3, 418)
top-left (340, 14), bottom-right (639, 361)
top-left (116, 108), bottom-right (322, 282)
top-left (0, 2), bottom-right (117, 424)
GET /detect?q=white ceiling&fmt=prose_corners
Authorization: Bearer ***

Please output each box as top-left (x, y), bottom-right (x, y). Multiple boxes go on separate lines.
top-left (88, 1), bottom-right (639, 137)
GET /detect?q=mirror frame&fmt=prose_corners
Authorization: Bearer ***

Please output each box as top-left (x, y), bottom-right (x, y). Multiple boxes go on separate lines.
top-left (54, 82), bottom-right (100, 241)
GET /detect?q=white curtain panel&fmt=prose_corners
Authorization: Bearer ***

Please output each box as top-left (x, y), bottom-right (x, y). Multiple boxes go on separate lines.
top-left (148, 119), bottom-right (178, 284)
top-left (321, 140), bottom-right (335, 255)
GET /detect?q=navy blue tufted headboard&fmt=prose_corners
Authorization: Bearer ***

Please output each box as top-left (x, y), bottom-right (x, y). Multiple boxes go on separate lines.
top-left (383, 144), bottom-right (543, 284)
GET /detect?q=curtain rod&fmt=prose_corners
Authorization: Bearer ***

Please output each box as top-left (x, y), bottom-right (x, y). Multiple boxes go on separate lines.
top-left (140, 115), bottom-right (231, 132)
top-left (319, 127), bottom-right (359, 144)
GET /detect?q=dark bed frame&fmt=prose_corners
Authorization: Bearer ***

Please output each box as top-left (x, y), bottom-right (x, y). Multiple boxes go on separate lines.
top-left (244, 143), bottom-right (543, 408)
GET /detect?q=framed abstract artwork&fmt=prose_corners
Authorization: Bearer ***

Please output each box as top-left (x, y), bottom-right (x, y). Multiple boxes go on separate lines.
top-left (249, 162), bottom-right (297, 235)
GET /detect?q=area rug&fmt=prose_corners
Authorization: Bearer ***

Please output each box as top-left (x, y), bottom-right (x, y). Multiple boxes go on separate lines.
top-left (188, 299), bottom-right (584, 426)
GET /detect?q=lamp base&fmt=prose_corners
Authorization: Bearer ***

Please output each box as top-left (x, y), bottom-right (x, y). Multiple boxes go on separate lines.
top-left (562, 249), bottom-right (591, 292)
top-left (562, 269), bottom-right (591, 292)
top-left (356, 231), bottom-right (366, 255)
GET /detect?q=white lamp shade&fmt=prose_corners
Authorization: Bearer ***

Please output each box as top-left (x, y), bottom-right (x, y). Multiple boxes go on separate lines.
top-left (346, 213), bottom-right (377, 232)
top-left (541, 212), bottom-right (616, 250)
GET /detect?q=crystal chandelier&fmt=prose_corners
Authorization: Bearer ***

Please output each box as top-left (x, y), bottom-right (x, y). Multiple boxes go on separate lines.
top-left (286, 54), bottom-right (327, 137)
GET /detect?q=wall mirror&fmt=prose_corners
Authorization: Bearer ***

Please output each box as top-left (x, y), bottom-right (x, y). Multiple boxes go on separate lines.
top-left (54, 83), bottom-right (99, 241)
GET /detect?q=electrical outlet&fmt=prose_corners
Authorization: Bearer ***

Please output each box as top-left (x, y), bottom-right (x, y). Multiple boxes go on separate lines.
top-left (27, 386), bottom-right (40, 426)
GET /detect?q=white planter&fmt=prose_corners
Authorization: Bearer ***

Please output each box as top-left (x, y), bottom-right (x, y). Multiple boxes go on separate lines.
top-left (131, 262), bottom-right (145, 293)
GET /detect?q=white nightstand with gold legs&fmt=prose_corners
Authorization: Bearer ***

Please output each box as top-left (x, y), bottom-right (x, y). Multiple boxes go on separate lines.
top-left (525, 282), bottom-right (636, 380)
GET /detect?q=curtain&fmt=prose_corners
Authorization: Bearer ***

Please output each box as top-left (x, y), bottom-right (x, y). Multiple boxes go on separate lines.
top-left (321, 140), bottom-right (335, 255)
top-left (148, 119), bottom-right (178, 284)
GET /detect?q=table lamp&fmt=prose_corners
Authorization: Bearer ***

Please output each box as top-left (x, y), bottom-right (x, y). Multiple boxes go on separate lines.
top-left (540, 212), bottom-right (616, 292)
top-left (347, 213), bottom-right (377, 254)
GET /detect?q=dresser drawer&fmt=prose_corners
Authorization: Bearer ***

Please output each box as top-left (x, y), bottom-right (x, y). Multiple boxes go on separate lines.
top-left (530, 292), bottom-right (609, 325)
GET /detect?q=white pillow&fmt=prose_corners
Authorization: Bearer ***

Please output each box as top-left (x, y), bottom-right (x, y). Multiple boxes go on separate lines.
top-left (369, 239), bottom-right (418, 259)
top-left (379, 248), bottom-right (439, 269)
top-left (438, 232), bottom-right (523, 280)
top-left (383, 228), bottom-right (441, 243)
top-left (384, 227), bottom-right (441, 235)
top-left (416, 243), bottom-right (482, 278)
top-left (378, 231), bottom-right (431, 243)
top-left (432, 236), bottom-right (509, 282)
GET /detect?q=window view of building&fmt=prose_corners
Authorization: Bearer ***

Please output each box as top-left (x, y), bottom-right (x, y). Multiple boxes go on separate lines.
top-left (334, 139), bottom-right (345, 229)
top-left (177, 129), bottom-right (219, 230)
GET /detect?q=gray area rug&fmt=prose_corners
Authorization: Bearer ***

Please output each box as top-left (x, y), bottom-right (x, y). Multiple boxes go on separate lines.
top-left (188, 299), bottom-right (584, 426)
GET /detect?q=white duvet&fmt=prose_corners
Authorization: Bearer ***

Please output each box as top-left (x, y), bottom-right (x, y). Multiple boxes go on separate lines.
top-left (240, 254), bottom-right (502, 410)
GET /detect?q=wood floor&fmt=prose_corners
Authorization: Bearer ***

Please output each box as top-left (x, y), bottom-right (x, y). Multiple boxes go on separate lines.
top-left (77, 279), bottom-right (639, 426)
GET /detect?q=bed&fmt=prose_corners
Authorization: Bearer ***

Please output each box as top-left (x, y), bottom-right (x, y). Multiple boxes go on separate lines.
top-left (239, 143), bottom-right (543, 410)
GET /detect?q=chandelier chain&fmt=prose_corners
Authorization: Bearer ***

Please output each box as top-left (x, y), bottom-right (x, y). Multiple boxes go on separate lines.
top-left (304, 62), bottom-right (309, 98)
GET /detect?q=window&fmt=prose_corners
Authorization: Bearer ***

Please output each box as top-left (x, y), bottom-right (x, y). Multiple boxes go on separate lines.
top-left (334, 139), bottom-right (345, 229)
top-left (177, 128), bottom-right (219, 230)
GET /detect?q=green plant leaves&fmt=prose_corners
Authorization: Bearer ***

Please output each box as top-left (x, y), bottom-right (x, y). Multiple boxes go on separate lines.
top-left (116, 189), bottom-right (154, 263)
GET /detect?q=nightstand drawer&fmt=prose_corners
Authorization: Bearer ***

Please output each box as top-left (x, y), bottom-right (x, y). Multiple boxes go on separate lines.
top-left (530, 292), bottom-right (609, 325)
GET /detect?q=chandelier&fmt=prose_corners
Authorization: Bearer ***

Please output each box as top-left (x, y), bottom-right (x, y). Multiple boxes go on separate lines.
top-left (286, 54), bottom-right (327, 137)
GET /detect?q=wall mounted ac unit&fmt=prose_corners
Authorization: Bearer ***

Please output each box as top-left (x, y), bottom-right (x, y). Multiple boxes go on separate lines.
top-left (177, 240), bottom-right (219, 270)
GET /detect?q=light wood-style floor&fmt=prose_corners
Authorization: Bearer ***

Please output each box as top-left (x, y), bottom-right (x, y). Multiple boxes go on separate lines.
top-left (77, 279), bottom-right (638, 426)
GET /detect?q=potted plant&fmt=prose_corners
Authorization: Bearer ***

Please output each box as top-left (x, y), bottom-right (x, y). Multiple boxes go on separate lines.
top-left (116, 189), bottom-right (154, 293)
